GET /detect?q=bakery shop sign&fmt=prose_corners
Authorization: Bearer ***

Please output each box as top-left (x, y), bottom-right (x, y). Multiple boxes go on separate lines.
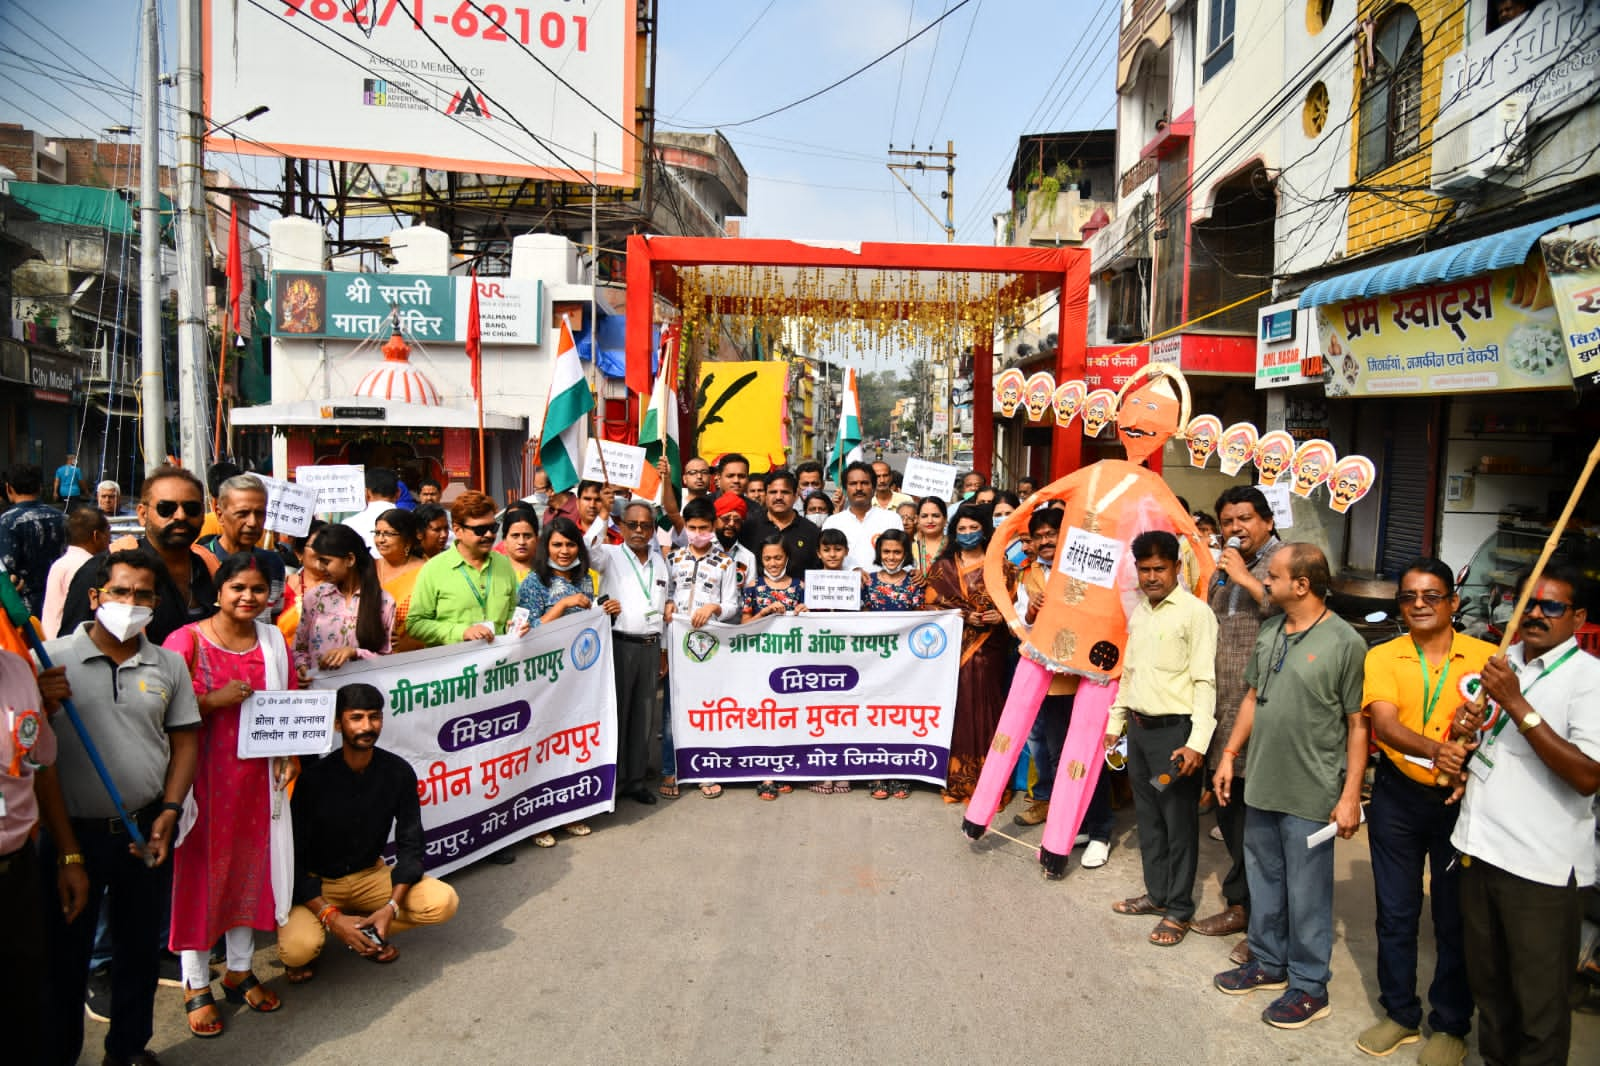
top-left (1314, 258), bottom-right (1574, 398)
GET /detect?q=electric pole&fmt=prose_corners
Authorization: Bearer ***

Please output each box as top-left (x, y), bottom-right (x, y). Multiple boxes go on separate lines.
top-left (138, 0), bottom-right (166, 473)
top-left (176, 0), bottom-right (209, 473)
top-left (887, 142), bottom-right (958, 460)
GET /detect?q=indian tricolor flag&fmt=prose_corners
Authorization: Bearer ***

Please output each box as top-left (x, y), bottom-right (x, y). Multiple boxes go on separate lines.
top-left (826, 366), bottom-right (864, 482)
top-left (539, 317), bottom-right (594, 493)
top-left (637, 325), bottom-right (680, 503)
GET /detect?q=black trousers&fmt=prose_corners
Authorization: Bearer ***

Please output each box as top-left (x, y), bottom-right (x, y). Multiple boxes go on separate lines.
top-left (39, 807), bottom-right (171, 1066)
top-left (1459, 855), bottom-right (1580, 1066)
top-left (1127, 714), bottom-right (1201, 922)
top-left (1, 841), bottom-right (48, 1066)
top-left (1213, 774), bottom-right (1250, 909)
top-left (611, 637), bottom-right (660, 792)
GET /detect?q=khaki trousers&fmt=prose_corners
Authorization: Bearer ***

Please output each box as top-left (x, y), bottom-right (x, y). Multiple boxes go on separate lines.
top-left (278, 862), bottom-right (459, 967)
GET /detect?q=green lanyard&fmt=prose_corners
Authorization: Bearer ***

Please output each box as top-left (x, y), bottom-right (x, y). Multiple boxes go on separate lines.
top-left (1484, 644), bottom-right (1580, 745)
top-left (622, 548), bottom-right (655, 605)
top-left (458, 563), bottom-right (490, 614)
top-left (1414, 642), bottom-right (1453, 728)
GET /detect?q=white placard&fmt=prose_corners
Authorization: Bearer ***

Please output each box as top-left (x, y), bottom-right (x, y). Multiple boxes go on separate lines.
top-left (804, 570), bottom-right (862, 611)
top-left (1258, 483), bottom-right (1296, 529)
top-left (581, 439), bottom-right (646, 491)
top-left (294, 465), bottom-right (366, 515)
top-left (901, 457), bottom-right (958, 501)
top-left (256, 475), bottom-right (318, 538)
top-left (1057, 527), bottom-right (1122, 588)
top-left (237, 690), bottom-right (337, 758)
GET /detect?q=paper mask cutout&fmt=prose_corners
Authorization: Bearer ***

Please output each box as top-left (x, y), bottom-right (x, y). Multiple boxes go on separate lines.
top-left (1115, 374), bottom-right (1181, 467)
top-left (1184, 414), bottom-right (1222, 468)
top-left (1327, 455), bottom-right (1376, 513)
top-left (1052, 379), bottom-right (1087, 428)
top-left (1290, 439), bottom-right (1337, 498)
top-left (1081, 389), bottom-right (1118, 437)
top-left (995, 368), bottom-right (1026, 418)
top-left (1255, 430), bottom-right (1296, 486)
top-left (1217, 423), bottom-right (1260, 477)
top-left (1022, 372), bottom-right (1056, 422)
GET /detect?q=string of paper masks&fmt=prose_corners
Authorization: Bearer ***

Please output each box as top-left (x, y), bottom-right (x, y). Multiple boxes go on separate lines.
top-left (994, 365), bottom-right (1377, 514)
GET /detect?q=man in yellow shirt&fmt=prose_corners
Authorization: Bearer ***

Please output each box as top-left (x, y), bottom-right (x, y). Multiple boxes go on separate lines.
top-left (1106, 530), bottom-right (1218, 946)
top-left (1357, 558), bottom-right (1493, 1063)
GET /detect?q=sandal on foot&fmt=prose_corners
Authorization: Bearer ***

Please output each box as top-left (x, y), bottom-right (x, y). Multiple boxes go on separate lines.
top-left (221, 972), bottom-right (282, 1013)
top-left (832, 780), bottom-right (851, 794)
top-left (776, 782), bottom-right (794, 793)
top-left (658, 777), bottom-right (680, 799)
top-left (699, 783), bottom-right (723, 798)
top-left (891, 781), bottom-right (911, 799)
top-left (1149, 917), bottom-right (1190, 947)
top-left (533, 831), bottom-right (557, 848)
top-left (283, 964), bottom-right (316, 985)
top-left (756, 781), bottom-right (779, 800)
top-left (184, 988), bottom-right (224, 1038)
top-left (809, 781), bottom-right (834, 794)
top-left (1112, 893), bottom-right (1167, 916)
top-left (370, 943), bottom-right (399, 964)
top-left (869, 780), bottom-right (890, 800)
top-left (563, 821), bottom-right (592, 836)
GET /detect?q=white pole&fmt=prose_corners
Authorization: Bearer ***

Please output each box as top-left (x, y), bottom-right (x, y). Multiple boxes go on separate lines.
top-left (175, 0), bottom-right (209, 473)
top-left (591, 132), bottom-right (601, 448)
top-left (138, 0), bottom-right (166, 472)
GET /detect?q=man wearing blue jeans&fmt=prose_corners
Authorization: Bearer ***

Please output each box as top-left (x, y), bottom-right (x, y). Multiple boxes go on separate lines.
top-left (1211, 543), bottom-right (1368, 1029)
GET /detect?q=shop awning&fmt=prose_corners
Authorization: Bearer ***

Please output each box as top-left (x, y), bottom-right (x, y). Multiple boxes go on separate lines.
top-left (1297, 203), bottom-right (1600, 308)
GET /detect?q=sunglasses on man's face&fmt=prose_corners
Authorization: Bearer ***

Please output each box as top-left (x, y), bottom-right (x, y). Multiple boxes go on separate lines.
top-left (460, 522), bottom-right (498, 538)
top-left (622, 520), bottom-right (654, 531)
top-left (1526, 598), bottom-right (1573, 618)
top-left (152, 499), bottom-right (204, 518)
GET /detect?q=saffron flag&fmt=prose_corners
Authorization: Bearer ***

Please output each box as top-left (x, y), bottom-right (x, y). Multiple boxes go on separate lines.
top-left (638, 325), bottom-right (681, 503)
top-left (540, 316), bottom-right (594, 493)
top-left (466, 271), bottom-right (482, 401)
top-left (826, 366), bottom-right (864, 481)
top-left (226, 201), bottom-right (243, 340)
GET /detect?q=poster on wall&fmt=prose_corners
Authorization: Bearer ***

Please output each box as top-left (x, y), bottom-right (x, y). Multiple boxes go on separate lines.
top-left (1539, 218), bottom-right (1600, 389)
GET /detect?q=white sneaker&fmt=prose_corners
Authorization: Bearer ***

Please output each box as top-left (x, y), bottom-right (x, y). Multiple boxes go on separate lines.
top-left (1081, 840), bottom-right (1110, 868)
top-left (1074, 832), bottom-right (1090, 847)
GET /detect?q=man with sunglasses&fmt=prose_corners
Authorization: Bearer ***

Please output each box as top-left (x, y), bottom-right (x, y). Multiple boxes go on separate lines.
top-left (1357, 559), bottom-right (1494, 1062)
top-left (1450, 563), bottom-right (1600, 1066)
top-left (1211, 543), bottom-right (1367, 1030)
top-left (35, 548), bottom-right (200, 1066)
top-left (405, 491), bottom-right (517, 647)
top-left (60, 465), bottom-right (217, 645)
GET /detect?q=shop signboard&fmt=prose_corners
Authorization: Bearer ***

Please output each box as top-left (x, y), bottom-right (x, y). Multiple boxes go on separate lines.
top-left (1539, 217), bottom-right (1600, 389)
top-left (1256, 300), bottom-right (1324, 389)
top-left (1315, 262), bottom-right (1575, 397)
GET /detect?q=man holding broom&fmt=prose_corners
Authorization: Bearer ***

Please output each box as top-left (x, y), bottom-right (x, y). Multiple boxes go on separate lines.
top-left (1449, 563), bottom-right (1600, 1066)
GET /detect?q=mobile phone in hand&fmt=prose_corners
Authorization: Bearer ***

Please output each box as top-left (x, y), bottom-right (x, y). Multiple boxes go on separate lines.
top-left (359, 925), bottom-right (387, 948)
top-left (1150, 757), bottom-right (1184, 793)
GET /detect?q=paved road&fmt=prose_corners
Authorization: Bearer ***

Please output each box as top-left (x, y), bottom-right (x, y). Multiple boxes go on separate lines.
top-left (95, 784), bottom-right (1598, 1065)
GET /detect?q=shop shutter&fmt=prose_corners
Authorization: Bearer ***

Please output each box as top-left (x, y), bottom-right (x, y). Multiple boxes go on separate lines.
top-left (1378, 407), bottom-right (1430, 576)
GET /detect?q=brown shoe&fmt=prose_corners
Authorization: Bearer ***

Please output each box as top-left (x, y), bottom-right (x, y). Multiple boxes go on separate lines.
top-left (1012, 800), bottom-right (1049, 826)
top-left (1228, 939), bottom-right (1253, 967)
top-left (1192, 904), bottom-right (1248, 937)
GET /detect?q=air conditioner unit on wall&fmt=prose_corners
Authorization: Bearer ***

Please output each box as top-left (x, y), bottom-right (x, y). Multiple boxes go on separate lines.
top-left (1430, 96), bottom-right (1529, 197)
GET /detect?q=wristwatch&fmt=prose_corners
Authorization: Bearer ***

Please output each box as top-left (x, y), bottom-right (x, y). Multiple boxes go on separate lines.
top-left (1518, 711), bottom-right (1543, 735)
top-left (160, 801), bottom-right (184, 816)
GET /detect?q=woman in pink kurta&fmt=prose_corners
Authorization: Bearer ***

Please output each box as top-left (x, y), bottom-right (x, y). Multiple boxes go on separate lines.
top-left (293, 523), bottom-right (394, 682)
top-left (165, 554), bottom-right (294, 1036)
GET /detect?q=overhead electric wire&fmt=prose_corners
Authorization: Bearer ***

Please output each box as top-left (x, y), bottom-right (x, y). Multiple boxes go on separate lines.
top-left (928, 0), bottom-right (983, 148)
top-left (668, 0), bottom-right (778, 116)
top-left (886, 0), bottom-right (920, 147)
top-left (908, 0), bottom-right (952, 146)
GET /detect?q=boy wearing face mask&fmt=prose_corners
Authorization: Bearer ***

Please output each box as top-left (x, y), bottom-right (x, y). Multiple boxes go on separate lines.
top-left (34, 548), bottom-right (201, 1066)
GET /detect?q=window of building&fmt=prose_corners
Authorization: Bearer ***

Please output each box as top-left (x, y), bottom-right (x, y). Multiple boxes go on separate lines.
top-left (1307, 0), bottom-right (1336, 35)
top-left (1204, 0), bottom-right (1236, 81)
top-left (1488, 0), bottom-right (1539, 34)
top-left (1303, 81), bottom-right (1330, 137)
top-left (1356, 5), bottom-right (1423, 179)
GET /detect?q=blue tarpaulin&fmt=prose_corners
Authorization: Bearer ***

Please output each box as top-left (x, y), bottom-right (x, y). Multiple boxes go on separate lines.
top-left (575, 308), bottom-right (659, 380)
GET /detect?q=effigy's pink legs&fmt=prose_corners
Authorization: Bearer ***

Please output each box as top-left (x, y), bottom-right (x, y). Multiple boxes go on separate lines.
top-left (1037, 679), bottom-right (1117, 876)
top-left (961, 657), bottom-right (1052, 840)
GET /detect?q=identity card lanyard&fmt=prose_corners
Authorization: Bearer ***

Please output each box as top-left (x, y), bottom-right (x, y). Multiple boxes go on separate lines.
top-left (623, 549), bottom-right (659, 620)
top-left (1414, 643), bottom-right (1452, 729)
top-left (459, 565), bottom-right (492, 625)
top-left (1474, 644), bottom-right (1580, 773)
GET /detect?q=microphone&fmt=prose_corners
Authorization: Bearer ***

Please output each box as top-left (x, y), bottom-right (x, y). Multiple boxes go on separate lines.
top-left (1214, 536), bottom-right (1242, 588)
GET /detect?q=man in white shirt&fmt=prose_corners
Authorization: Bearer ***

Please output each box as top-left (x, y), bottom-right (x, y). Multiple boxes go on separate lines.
top-left (871, 461), bottom-right (913, 511)
top-left (823, 461), bottom-right (900, 570)
top-left (592, 500), bottom-right (671, 806)
top-left (41, 506), bottom-right (109, 638)
top-left (342, 466), bottom-right (400, 553)
top-left (1451, 564), bottom-right (1600, 1066)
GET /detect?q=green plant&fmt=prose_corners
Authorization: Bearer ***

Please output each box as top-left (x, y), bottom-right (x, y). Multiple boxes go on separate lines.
top-left (1054, 160), bottom-right (1080, 186)
top-left (1038, 176), bottom-right (1061, 222)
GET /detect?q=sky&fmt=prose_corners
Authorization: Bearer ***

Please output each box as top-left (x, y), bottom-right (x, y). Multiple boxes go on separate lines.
top-left (0, 0), bottom-right (1121, 363)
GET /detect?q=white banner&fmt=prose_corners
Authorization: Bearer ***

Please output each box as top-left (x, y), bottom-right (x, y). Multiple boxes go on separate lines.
top-left (667, 611), bottom-right (962, 785)
top-left (458, 276), bottom-right (544, 345)
top-left (238, 690), bottom-right (336, 758)
top-left (901, 457), bottom-right (957, 501)
top-left (294, 465), bottom-right (366, 515)
top-left (307, 610), bottom-right (617, 875)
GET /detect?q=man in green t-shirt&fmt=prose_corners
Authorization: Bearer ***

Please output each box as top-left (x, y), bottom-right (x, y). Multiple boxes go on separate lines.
top-left (1210, 543), bottom-right (1368, 1031)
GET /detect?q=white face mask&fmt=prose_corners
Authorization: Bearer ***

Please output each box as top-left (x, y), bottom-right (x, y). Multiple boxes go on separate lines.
top-left (96, 601), bottom-right (153, 641)
top-left (879, 562), bottom-right (904, 575)
top-left (549, 557), bottom-right (580, 572)
top-left (763, 566), bottom-right (787, 581)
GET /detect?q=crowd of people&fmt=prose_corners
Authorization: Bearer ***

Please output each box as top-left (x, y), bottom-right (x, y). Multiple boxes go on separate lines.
top-left (0, 449), bottom-right (1595, 1065)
